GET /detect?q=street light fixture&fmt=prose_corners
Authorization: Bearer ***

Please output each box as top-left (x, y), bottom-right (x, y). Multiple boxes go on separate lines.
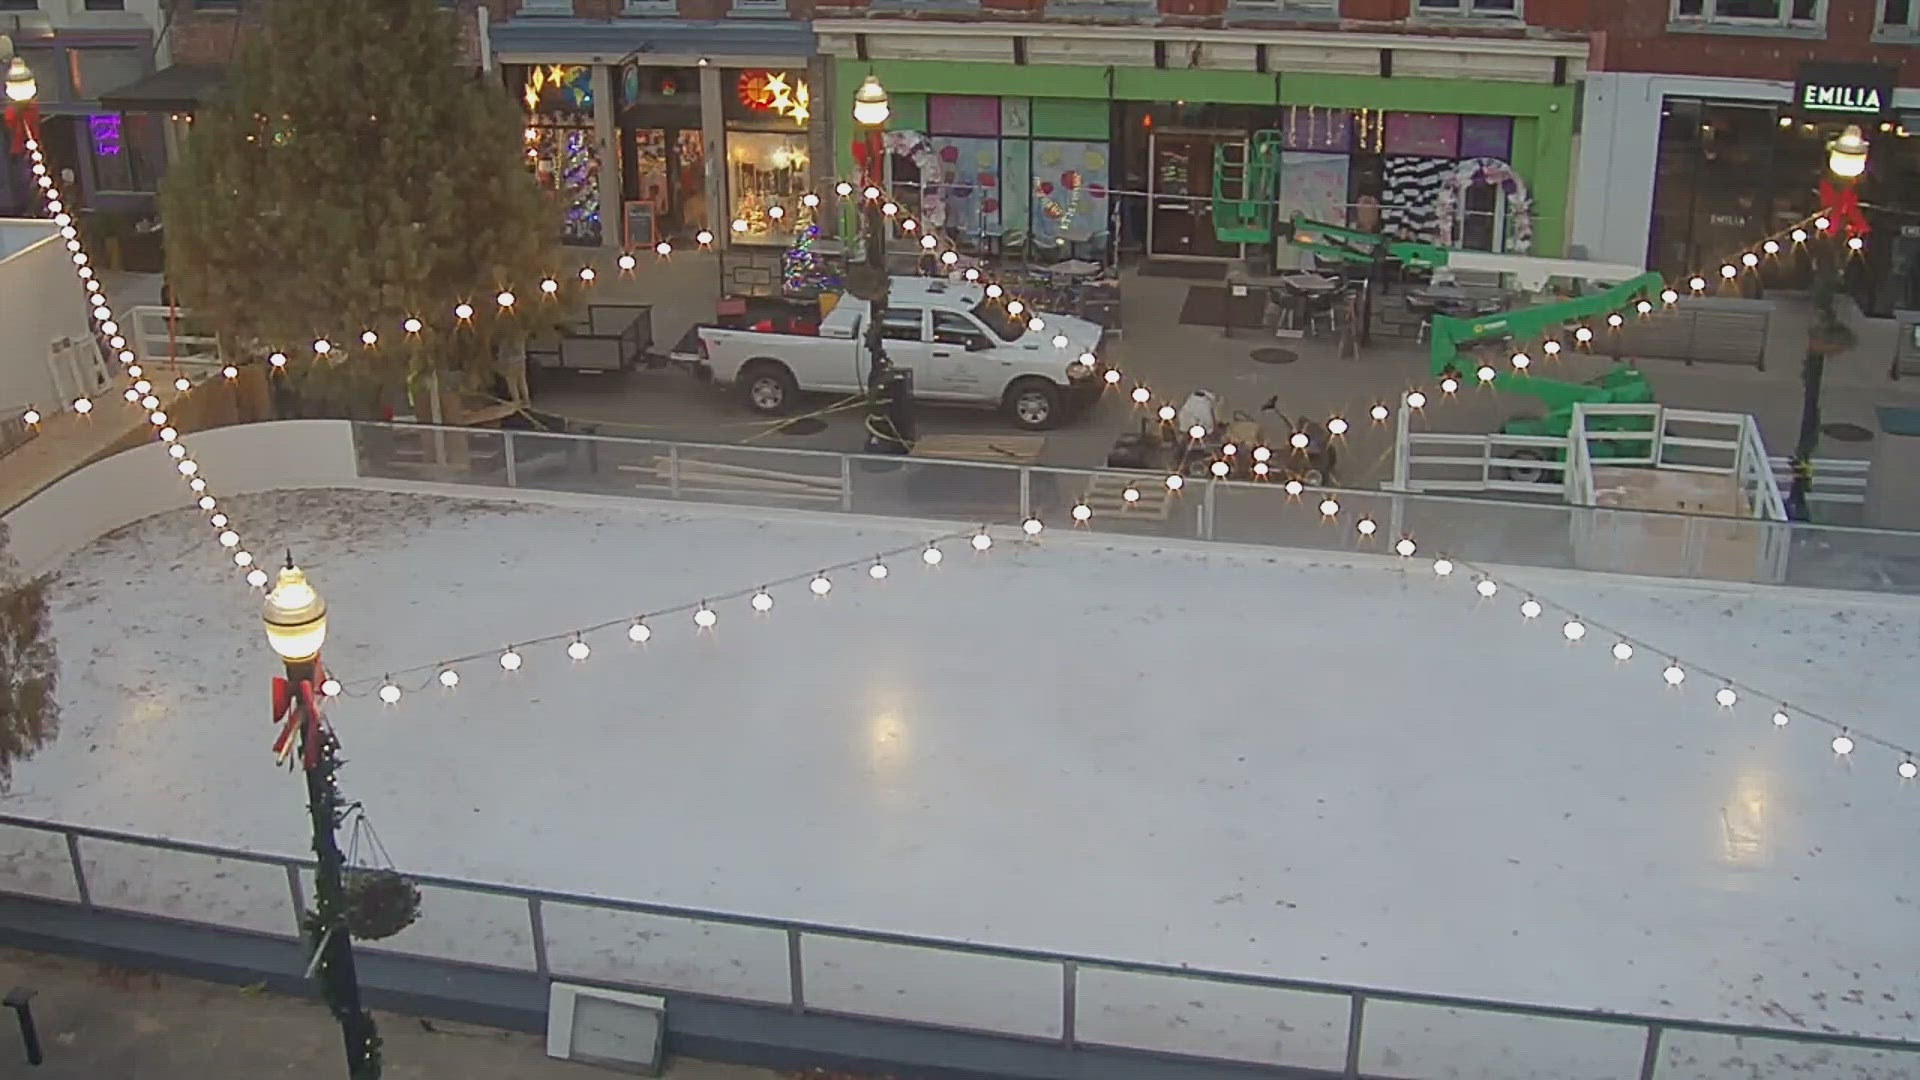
top-left (3, 56), bottom-right (34, 104)
top-left (263, 558), bottom-right (382, 1079)
top-left (851, 74), bottom-right (910, 453)
top-left (1828, 124), bottom-right (1869, 180)
top-left (1787, 123), bottom-right (1869, 521)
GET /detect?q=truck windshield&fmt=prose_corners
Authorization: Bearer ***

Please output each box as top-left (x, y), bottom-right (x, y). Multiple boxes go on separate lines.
top-left (972, 301), bottom-right (1026, 342)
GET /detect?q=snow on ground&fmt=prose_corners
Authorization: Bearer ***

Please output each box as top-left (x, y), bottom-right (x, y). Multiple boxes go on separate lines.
top-left (6, 488), bottom-right (1920, 1079)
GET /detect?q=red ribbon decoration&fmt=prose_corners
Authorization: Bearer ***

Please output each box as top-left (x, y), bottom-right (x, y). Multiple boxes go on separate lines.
top-left (1820, 179), bottom-right (1870, 237)
top-left (3, 101), bottom-right (38, 154)
top-left (270, 664), bottom-right (330, 768)
top-left (298, 682), bottom-right (322, 769)
top-left (272, 677), bottom-right (291, 724)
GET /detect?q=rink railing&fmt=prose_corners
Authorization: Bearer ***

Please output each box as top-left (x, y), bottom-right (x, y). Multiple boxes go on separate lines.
top-left (2, 812), bottom-right (1917, 1080)
top-left (349, 421), bottom-right (1920, 596)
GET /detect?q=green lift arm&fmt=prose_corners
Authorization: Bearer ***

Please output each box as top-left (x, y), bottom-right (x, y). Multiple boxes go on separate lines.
top-left (1285, 215), bottom-right (1452, 272)
top-left (1427, 271), bottom-right (1668, 447)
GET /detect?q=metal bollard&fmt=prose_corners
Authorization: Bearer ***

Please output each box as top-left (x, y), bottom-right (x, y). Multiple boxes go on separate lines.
top-left (5, 987), bottom-right (42, 1066)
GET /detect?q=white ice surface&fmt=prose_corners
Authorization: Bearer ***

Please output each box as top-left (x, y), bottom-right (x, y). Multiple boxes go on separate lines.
top-left (8, 488), bottom-right (1920, 1079)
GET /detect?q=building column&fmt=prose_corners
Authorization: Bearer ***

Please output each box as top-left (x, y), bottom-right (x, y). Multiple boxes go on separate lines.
top-left (700, 62), bottom-right (727, 250)
top-left (592, 63), bottom-right (619, 253)
top-left (808, 56), bottom-right (836, 238)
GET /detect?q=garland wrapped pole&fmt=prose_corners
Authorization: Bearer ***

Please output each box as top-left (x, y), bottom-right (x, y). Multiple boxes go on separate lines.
top-left (1789, 134), bottom-right (1871, 522)
top-left (850, 75), bottom-right (911, 455)
top-left (264, 558), bottom-right (382, 1079)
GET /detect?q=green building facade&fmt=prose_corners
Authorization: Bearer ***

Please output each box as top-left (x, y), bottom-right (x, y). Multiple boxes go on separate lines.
top-left (822, 35), bottom-right (1584, 265)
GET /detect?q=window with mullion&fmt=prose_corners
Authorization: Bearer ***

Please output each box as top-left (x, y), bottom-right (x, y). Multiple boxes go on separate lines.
top-left (1884, 0), bottom-right (1917, 30)
top-left (1674, 0), bottom-right (1822, 25)
top-left (1416, 0), bottom-right (1520, 14)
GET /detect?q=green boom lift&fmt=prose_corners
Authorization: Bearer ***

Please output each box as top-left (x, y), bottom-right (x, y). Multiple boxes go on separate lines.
top-left (1211, 132), bottom-right (1285, 243)
top-left (1284, 214), bottom-right (1452, 273)
top-left (1428, 271), bottom-right (1668, 468)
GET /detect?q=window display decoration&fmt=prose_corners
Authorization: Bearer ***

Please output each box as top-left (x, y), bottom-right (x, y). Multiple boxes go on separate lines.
top-left (736, 70), bottom-right (810, 127)
top-left (728, 131), bottom-right (808, 243)
top-left (782, 213), bottom-right (841, 296)
top-left (523, 64), bottom-right (593, 118)
top-left (1433, 157), bottom-right (1534, 253)
top-left (529, 125), bottom-right (602, 247)
top-left (1353, 108), bottom-right (1386, 154)
top-left (862, 131), bottom-right (945, 227)
top-left (1031, 142), bottom-right (1109, 249)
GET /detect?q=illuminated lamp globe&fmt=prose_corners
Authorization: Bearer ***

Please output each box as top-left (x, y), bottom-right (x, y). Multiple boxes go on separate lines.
top-left (1328, 416), bottom-right (1349, 435)
top-left (1741, 252), bottom-right (1759, 268)
top-left (6, 56), bottom-right (36, 102)
top-left (1828, 124), bottom-right (1869, 179)
top-left (1103, 368), bottom-right (1122, 385)
top-left (1612, 641), bottom-right (1634, 661)
top-left (618, 253), bottom-right (637, 270)
top-left (1132, 386), bottom-right (1152, 404)
top-left (1370, 402), bottom-right (1390, 421)
top-left (1071, 503), bottom-right (1093, 521)
top-left (262, 558), bottom-right (327, 663)
top-left (852, 75), bottom-right (890, 128)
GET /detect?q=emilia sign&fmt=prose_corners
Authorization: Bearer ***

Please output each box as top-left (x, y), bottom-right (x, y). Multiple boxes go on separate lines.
top-left (1795, 62), bottom-right (1896, 116)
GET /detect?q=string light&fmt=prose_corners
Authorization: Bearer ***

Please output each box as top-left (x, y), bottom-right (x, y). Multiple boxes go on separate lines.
top-left (439, 669), bottom-right (460, 688)
top-left (1022, 517), bottom-right (1044, 537)
top-left (1519, 598), bottom-right (1542, 619)
top-left (1475, 578), bottom-right (1496, 598)
top-left (1715, 686), bottom-right (1737, 708)
top-left (809, 572), bottom-right (833, 595)
top-left (1319, 497), bottom-right (1340, 517)
top-left (693, 604), bottom-right (718, 628)
top-left (379, 680), bottom-right (401, 704)
top-left (922, 544), bottom-right (943, 566)
top-left (1071, 503), bottom-right (1093, 522)
top-left (971, 528), bottom-right (993, 551)
top-left (1432, 557), bottom-right (1453, 576)
top-left (1612, 641), bottom-right (1634, 662)
top-left (567, 636), bottom-right (592, 660)
top-left (1832, 732), bottom-right (1854, 755)
top-left (499, 648), bottom-right (522, 671)
top-left (1370, 403), bottom-right (1390, 421)
top-left (869, 559), bottom-right (890, 580)
top-left (1356, 518), bottom-right (1377, 536)
top-left (1562, 619), bottom-right (1586, 641)
top-left (1166, 474), bottom-right (1185, 491)
top-left (628, 619), bottom-right (652, 642)
top-left (1395, 538), bottom-right (1416, 557)
top-left (1662, 662), bottom-right (1685, 686)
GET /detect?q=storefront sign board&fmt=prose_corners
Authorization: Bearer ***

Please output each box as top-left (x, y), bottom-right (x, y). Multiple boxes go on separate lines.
top-left (1795, 62), bottom-right (1895, 117)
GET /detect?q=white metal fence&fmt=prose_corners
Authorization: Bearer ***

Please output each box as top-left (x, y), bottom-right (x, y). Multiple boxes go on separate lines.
top-left (351, 422), bottom-right (1920, 596)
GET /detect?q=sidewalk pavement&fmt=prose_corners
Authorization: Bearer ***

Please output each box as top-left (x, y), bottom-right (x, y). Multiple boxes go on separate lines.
top-left (0, 946), bottom-right (781, 1080)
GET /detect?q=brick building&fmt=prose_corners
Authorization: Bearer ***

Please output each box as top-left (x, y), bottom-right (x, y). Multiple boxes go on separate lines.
top-left (1572, 0), bottom-right (1920, 313)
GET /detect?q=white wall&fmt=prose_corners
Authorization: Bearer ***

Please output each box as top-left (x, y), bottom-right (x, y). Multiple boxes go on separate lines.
top-left (2, 420), bottom-right (359, 578)
top-left (1571, 72), bottom-right (1920, 270)
top-left (0, 220), bottom-right (89, 418)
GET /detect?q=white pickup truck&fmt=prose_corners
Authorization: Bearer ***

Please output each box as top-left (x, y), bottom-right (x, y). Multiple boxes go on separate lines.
top-left (693, 277), bottom-right (1109, 431)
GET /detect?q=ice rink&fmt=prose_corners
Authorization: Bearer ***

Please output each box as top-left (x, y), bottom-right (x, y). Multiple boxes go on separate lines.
top-left (7, 488), bottom-right (1920, 1076)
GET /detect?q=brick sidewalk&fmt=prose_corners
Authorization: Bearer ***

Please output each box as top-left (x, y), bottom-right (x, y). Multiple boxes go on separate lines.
top-left (0, 947), bottom-right (777, 1080)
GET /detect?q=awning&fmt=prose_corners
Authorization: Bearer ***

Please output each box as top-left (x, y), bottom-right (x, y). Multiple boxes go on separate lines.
top-left (97, 64), bottom-right (227, 113)
top-left (490, 17), bottom-right (813, 66)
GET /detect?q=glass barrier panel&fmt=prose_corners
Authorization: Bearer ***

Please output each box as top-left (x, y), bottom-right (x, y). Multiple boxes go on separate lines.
top-left (352, 424), bottom-right (508, 489)
top-left (0, 823), bottom-right (83, 901)
top-left (1358, 998), bottom-right (1646, 1080)
top-left (1211, 482), bottom-right (1398, 554)
top-left (505, 431), bottom-right (659, 498)
top-left (845, 458), bottom-right (1022, 525)
top-left (1657, 1028), bottom-right (1920, 1080)
top-left (801, 933), bottom-right (1062, 1040)
top-left (304, 870), bottom-right (532, 970)
top-left (80, 837), bottom-right (293, 937)
top-left (1783, 526), bottom-right (1920, 596)
top-left (667, 444), bottom-right (848, 512)
top-left (1023, 467), bottom-right (1204, 542)
top-left (542, 902), bottom-right (791, 1004)
top-left (1074, 966), bottom-right (1350, 1071)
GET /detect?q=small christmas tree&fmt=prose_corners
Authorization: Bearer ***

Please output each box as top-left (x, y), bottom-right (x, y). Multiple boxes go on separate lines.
top-left (0, 523), bottom-right (58, 792)
top-left (783, 218), bottom-right (840, 297)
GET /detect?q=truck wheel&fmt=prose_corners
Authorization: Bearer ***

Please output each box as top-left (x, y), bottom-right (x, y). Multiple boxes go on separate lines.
top-left (739, 361), bottom-right (797, 416)
top-left (1497, 448), bottom-right (1550, 484)
top-left (1004, 378), bottom-right (1062, 431)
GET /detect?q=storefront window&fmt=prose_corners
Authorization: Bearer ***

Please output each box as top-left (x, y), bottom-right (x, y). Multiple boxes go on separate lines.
top-left (516, 63), bottom-right (601, 247)
top-left (915, 95), bottom-right (1114, 258)
top-left (87, 113), bottom-right (166, 193)
top-left (724, 68), bottom-right (813, 245)
top-left (726, 131), bottom-right (809, 244)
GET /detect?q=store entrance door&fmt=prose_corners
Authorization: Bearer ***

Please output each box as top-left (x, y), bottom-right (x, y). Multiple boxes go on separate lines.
top-left (630, 127), bottom-right (708, 241)
top-left (1148, 132), bottom-right (1242, 260)
top-left (1458, 183), bottom-right (1507, 252)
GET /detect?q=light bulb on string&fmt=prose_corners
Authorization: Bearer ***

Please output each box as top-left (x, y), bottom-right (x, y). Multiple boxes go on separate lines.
top-left (168, 443), bottom-right (186, 459)
top-left (142, 395), bottom-right (159, 410)
top-left (232, 549), bottom-right (252, 566)
top-left (1901, 760), bottom-right (1919, 780)
top-left (1475, 578), bottom-right (1497, 598)
top-left (197, 496), bottom-right (215, 511)
top-left (1289, 430), bottom-right (1310, 449)
top-left (942, 251), bottom-right (959, 266)
top-left (269, 352), bottom-right (288, 368)
top-left (404, 317), bottom-right (424, 333)
top-left (920, 235), bottom-right (938, 250)
top-left (1103, 369), bottom-right (1123, 385)
top-left (1741, 252), bottom-right (1759, 268)
top-left (1792, 228), bottom-right (1808, 244)
top-left (923, 544), bottom-right (943, 566)
top-left (985, 284), bottom-right (1004, 298)
top-left (1606, 314), bottom-right (1624, 329)
top-left (1022, 517), bottom-right (1044, 537)
top-left (1440, 376), bottom-right (1460, 394)
top-left (1252, 462), bottom-right (1269, 477)
top-left (767, 206), bottom-right (786, 221)
top-left (749, 588), bottom-right (775, 613)
top-left (1432, 557), bottom-right (1453, 576)
top-left (1520, 598), bottom-right (1542, 619)
top-left (439, 669), bottom-right (460, 688)
top-left (1574, 327), bottom-right (1594, 343)
top-left (802, 193), bottom-right (821, 208)
top-left (618, 253), bottom-right (637, 271)
top-left (1544, 340), bottom-right (1562, 356)
top-left (580, 267), bottom-right (596, 282)
top-left (499, 647), bottom-right (523, 671)
top-left (1662, 662), bottom-right (1685, 686)
top-left (835, 182), bottom-right (853, 197)
top-left (1157, 405), bottom-right (1177, 422)
top-left (1511, 352), bottom-right (1531, 370)
top-left (1210, 461), bottom-right (1230, 478)
top-left (247, 568), bottom-right (268, 588)
top-left (1715, 686), bottom-right (1737, 708)
top-left (1406, 391), bottom-right (1427, 409)
top-left (313, 339), bottom-right (332, 355)
top-left (1357, 518), bottom-right (1377, 536)
top-left (972, 528), bottom-right (994, 551)
top-left (869, 559), bottom-right (890, 580)
top-left (1612, 641), bottom-right (1634, 662)
top-left (454, 303), bottom-right (474, 320)
top-left (1476, 365), bottom-right (1496, 383)
top-left (1327, 416), bottom-right (1349, 435)
top-left (379, 680), bottom-right (402, 704)
top-left (1719, 265), bottom-right (1737, 280)
top-left (1071, 503), bottom-right (1093, 522)
top-left (1007, 300), bottom-right (1025, 316)
top-left (72, 398), bottom-right (91, 414)
top-left (1252, 445), bottom-right (1271, 462)
top-left (1562, 619), bottom-right (1586, 641)
top-left (1762, 240), bottom-right (1780, 255)
top-left (321, 678), bottom-right (342, 697)
top-left (1319, 498), bottom-right (1340, 517)
top-left (360, 332), bottom-right (378, 348)
top-left (810, 572), bottom-right (834, 595)
top-left (219, 530), bottom-right (239, 547)
top-left (122, 389), bottom-right (137, 402)
top-left (1832, 732), bottom-right (1854, 755)
top-left (1771, 708), bottom-right (1790, 727)
top-left (1395, 537), bottom-right (1416, 557)
top-left (211, 514), bottom-right (228, 529)
top-left (1166, 474), bottom-right (1185, 491)
top-left (1815, 215), bottom-right (1832, 232)
top-left (1689, 276), bottom-right (1707, 292)
top-left (694, 604), bottom-right (718, 628)
top-left (1122, 486), bottom-right (1141, 504)
top-left (1848, 236), bottom-right (1866, 252)
top-left (568, 636), bottom-right (592, 660)
top-left (627, 619), bottom-right (653, 643)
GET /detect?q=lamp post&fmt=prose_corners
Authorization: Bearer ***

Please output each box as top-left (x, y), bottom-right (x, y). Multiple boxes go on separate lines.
top-left (263, 558), bottom-right (382, 1079)
top-left (851, 74), bottom-right (908, 453)
top-left (1, 36), bottom-right (39, 177)
top-left (1787, 123), bottom-right (1869, 521)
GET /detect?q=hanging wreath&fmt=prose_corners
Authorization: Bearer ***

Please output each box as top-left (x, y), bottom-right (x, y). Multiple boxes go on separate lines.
top-left (1432, 157), bottom-right (1534, 254)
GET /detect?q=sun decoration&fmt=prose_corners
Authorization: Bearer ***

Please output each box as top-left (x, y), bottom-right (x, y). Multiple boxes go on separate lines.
top-left (737, 70), bottom-right (810, 128)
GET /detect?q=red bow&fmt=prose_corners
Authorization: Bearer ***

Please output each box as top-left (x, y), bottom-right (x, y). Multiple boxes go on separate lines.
top-left (3, 101), bottom-right (38, 154)
top-left (1820, 179), bottom-right (1870, 237)
top-left (270, 663), bottom-right (328, 769)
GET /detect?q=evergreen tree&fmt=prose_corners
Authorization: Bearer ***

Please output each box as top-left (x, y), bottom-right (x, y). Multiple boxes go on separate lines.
top-left (0, 524), bottom-right (57, 792)
top-left (162, 0), bottom-right (558, 416)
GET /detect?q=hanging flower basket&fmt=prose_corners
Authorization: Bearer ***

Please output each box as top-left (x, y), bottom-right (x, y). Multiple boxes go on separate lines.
top-left (342, 868), bottom-right (422, 941)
